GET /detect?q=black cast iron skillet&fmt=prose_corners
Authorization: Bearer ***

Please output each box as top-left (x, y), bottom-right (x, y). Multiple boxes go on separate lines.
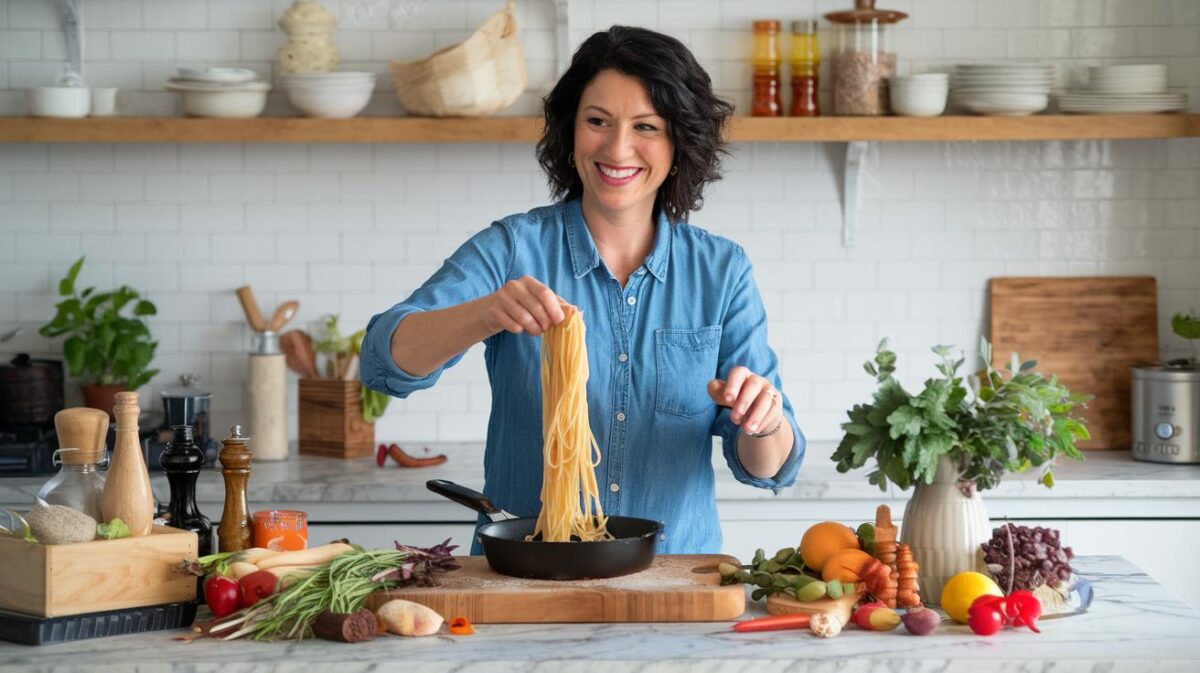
top-left (426, 479), bottom-right (663, 581)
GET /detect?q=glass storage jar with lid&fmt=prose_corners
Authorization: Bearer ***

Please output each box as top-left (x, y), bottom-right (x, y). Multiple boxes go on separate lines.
top-left (825, 0), bottom-right (908, 116)
top-left (38, 406), bottom-right (110, 521)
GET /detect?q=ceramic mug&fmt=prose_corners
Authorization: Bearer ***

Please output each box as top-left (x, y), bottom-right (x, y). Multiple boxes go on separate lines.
top-left (90, 87), bottom-right (118, 117)
top-left (26, 86), bottom-right (90, 118)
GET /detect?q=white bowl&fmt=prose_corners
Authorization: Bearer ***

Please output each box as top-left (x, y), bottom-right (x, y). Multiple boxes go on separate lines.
top-left (26, 86), bottom-right (91, 118)
top-left (283, 84), bottom-right (372, 118)
top-left (956, 92), bottom-right (1049, 116)
top-left (175, 67), bottom-right (258, 84)
top-left (891, 90), bottom-right (948, 117)
top-left (165, 81), bottom-right (270, 118)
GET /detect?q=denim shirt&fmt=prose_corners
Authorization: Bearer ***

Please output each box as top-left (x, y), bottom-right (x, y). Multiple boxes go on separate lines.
top-left (361, 199), bottom-right (805, 554)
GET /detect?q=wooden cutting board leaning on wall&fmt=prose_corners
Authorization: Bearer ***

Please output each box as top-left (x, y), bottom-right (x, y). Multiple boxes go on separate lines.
top-left (988, 277), bottom-right (1159, 450)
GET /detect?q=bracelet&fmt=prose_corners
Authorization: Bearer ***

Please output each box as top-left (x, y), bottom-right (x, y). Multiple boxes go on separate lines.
top-left (742, 390), bottom-right (784, 438)
top-left (743, 415), bottom-right (784, 439)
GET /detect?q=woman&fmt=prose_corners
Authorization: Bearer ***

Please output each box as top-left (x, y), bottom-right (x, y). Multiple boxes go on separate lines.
top-left (362, 26), bottom-right (805, 554)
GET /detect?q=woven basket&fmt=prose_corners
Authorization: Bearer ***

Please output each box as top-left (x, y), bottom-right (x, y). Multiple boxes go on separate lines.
top-left (389, 0), bottom-right (527, 117)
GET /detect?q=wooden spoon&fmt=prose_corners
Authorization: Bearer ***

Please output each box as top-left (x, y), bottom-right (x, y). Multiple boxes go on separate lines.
top-left (279, 330), bottom-right (320, 379)
top-left (235, 286), bottom-right (266, 332)
top-left (266, 300), bottom-right (299, 333)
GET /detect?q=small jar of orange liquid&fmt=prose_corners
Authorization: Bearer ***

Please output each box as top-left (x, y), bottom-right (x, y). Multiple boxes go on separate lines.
top-left (751, 20), bottom-right (783, 116)
top-left (252, 509), bottom-right (308, 551)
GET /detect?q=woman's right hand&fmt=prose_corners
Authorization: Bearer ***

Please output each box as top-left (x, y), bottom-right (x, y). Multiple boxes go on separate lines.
top-left (482, 276), bottom-right (572, 337)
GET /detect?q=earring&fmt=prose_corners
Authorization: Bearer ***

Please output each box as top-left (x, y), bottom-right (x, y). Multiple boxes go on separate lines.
top-left (568, 154), bottom-right (575, 167)
top-left (669, 165), bottom-right (678, 176)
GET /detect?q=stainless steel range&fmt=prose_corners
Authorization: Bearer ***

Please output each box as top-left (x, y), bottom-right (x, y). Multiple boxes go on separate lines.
top-left (1132, 362), bottom-right (1200, 464)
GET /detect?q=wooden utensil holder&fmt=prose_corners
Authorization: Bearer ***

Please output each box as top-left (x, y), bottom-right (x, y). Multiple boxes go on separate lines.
top-left (298, 379), bottom-right (374, 459)
top-left (0, 525), bottom-right (199, 617)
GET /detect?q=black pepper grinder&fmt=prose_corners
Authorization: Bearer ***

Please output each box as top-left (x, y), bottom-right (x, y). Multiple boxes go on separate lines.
top-left (162, 424), bottom-right (214, 557)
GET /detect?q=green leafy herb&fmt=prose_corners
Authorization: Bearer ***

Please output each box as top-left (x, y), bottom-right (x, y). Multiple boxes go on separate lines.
top-left (38, 257), bottom-right (159, 389)
top-left (97, 517), bottom-right (131, 540)
top-left (833, 337), bottom-right (1091, 493)
top-left (315, 314), bottom-right (390, 423)
top-left (1172, 313), bottom-right (1200, 340)
top-left (856, 522), bottom-right (876, 555)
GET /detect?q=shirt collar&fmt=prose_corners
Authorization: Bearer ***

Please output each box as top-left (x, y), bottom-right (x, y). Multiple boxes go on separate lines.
top-left (564, 199), bottom-right (672, 282)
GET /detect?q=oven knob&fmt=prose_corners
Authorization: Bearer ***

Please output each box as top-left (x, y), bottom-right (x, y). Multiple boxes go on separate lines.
top-left (1154, 422), bottom-right (1175, 440)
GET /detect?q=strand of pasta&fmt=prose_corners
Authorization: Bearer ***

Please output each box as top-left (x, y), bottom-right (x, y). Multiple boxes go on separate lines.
top-left (531, 309), bottom-right (611, 542)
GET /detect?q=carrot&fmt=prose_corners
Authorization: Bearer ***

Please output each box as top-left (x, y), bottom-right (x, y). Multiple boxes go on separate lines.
top-left (733, 613), bottom-right (812, 633)
top-left (254, 542), bottom-right (354, 570)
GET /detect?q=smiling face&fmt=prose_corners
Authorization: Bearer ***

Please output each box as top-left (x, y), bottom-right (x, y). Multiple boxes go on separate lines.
top-left (573, 69), bottom-right (674, 221)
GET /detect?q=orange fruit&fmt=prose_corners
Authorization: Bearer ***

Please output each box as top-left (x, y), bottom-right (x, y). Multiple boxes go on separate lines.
top-left (799, 521), bottom-right (861, 572)
top-left (821, 548), bottom-right (877, 583)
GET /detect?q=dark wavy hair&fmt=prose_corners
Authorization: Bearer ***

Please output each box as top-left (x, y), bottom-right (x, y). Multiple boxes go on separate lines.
top-left (535, 26), bottom-right (734, 224)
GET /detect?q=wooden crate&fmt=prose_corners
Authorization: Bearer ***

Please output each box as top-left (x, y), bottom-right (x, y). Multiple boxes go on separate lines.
top-left (298, 379), bottom-right (375, 459)
top-left (0, 525), bottom-right (199, 617)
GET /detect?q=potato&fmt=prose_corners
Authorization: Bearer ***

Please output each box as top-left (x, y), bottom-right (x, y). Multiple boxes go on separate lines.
top-left (375, 599), bottom-right (444, 637)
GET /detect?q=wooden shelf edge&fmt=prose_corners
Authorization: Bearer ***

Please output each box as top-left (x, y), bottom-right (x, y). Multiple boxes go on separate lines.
top-left (0, 114), bottom-right (1195, 143)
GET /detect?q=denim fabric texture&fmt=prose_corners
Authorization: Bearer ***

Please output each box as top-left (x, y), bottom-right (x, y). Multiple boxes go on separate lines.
top-left (361, 199), bottom-right (805, 553)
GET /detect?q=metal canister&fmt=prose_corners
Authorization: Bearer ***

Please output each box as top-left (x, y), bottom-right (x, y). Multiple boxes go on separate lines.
top-left (1131, 363), bottom-right (1200, 464)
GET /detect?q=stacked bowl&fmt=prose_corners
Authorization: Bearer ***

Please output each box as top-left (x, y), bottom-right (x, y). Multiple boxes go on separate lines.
top-left (165, 67), bottom-right (270, 118)
top-left (951, 63), bottom-right (1054, 116)
top-left (889, 73), bottom-right (949, 117)
top-left (281, 72), bottom-right (376, 118)
top-left (1056, 64), bottom-right (1187, 114)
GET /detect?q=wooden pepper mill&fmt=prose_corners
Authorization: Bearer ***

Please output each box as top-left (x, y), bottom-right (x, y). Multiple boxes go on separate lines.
top-left (218, 425), bottom-right (253, 552)
top-left (102, 391), bottom-right (155, 536)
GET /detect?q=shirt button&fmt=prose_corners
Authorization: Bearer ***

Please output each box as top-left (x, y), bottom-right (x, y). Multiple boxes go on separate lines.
top-left (626, 296), bottom-right (637, 306)
top-left (616, 412), bottom-right (626, 422)
top-left (610, 483), bottom-right (620, 493)
top-left (618, 353), bottom-right (628, 363)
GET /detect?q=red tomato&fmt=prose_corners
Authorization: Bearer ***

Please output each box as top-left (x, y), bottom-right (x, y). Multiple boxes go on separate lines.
top-left (239, 570), bottom-right (279, 607)
top-left (204, 575), bottom-right (243, 619)
top-left (968, 595), bottom-right (1007, 636)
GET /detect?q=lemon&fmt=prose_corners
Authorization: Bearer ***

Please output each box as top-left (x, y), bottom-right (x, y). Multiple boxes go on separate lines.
top-left (940, 571), bottom-right (1004, 624)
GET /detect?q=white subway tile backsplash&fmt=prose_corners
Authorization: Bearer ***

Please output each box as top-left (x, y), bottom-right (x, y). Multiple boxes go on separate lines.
top-left (50, 203), bottom-right (114, 232)
top-left (1, 0), bottom-right (1198, 443)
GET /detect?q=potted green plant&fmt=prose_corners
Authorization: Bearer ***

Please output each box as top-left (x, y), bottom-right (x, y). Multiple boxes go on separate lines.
top-left (38, 257), bottom-right (159, 415)
top-left (832, 337), bottom-right (1090, 604)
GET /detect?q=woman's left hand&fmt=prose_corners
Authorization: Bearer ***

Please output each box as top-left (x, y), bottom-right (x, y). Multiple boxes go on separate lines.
top-left (707, 366), bottom-right (782, 435)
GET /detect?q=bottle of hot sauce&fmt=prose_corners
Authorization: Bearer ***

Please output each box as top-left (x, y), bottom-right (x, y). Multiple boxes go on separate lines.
top-left (790, 20), bottom-right (821, 117)
top-left (751, 20), bottom-right (783, 116)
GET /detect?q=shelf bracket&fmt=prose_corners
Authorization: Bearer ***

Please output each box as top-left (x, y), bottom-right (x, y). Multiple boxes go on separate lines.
top-left (842, 140), bottom-right (869, 248)
top-left (554, 0), bottom-right (571, 78)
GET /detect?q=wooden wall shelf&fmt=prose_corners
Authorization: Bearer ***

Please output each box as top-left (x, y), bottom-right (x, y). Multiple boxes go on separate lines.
top-left (0, 114), bottom-right (1196, 144)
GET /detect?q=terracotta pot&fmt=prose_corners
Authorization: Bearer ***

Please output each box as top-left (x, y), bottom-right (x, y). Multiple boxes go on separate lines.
top-left (81, 383), bottom-right (129, 419)
top-left (899, 455), bottom-right (991, 606)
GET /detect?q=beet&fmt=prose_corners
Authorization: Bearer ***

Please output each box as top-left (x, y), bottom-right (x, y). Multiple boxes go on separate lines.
top-left (312, 608), bottom-right (378, 643)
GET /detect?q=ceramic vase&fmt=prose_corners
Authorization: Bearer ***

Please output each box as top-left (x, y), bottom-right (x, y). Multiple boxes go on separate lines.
top-left (899, 455), bottom-right (991, 606)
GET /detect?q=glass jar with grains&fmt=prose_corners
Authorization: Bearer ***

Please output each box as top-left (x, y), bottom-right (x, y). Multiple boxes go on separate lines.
top-left (825, 0), bottom-right (908, 116)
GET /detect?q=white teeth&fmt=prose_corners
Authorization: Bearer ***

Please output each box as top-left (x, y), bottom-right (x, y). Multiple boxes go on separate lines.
top-left (598, 165), bottom-right (639, 179)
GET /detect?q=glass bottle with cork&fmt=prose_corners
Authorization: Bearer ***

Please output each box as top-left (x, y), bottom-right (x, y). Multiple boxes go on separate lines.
top-left (790, 20), bottom-right (821, 117)
top-left (37, 407), bottom-right (109, 521)
top-left (751, 20), bottom-right (783, 117)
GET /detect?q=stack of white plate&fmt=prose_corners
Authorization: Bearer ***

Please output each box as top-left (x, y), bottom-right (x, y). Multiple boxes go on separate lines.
top-left (950, 63), bottom-right (1054, 116)
top-left (1056, 64), bottom-right (1187, 114)
top-left (281, 72), bottom-right (376, 118)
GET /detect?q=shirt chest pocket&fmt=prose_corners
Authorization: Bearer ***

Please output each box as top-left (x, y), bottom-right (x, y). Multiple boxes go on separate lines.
top-left (654, 325), bottom-right (722, 418)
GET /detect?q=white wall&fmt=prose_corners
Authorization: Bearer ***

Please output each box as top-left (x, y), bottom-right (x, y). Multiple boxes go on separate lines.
top-left (1, 0), bottom-right (1198, 444)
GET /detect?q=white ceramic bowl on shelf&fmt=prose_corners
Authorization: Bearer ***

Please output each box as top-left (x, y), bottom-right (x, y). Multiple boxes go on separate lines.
top-left (165, 80), bottom-right (270, 118)
top-left (281, 72), bottom-right (375, 118)
top-left (889, 75), bottom-right (949, 117)
top-left (26, 86), bottom-right (91, 118)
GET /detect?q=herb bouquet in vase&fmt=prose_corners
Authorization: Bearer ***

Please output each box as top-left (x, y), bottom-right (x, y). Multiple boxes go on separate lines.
top-left (832, 338), bottom-right (1090, 605)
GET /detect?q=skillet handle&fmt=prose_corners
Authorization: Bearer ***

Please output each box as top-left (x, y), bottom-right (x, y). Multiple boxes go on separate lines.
top-left (426, 479), bottom-right (512, 521)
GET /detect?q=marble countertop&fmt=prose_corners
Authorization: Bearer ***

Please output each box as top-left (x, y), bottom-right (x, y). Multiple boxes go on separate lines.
top-left (1, 556), bottom-right (1196, 672)
top-left (3, 441), bottom-right (1199, 517)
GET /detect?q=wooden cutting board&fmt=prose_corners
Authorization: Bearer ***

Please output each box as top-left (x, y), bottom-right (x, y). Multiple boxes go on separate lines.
top-left (989, 276), bottom-right (1159, 450)
top-left (366, 554), bottom-right (745, 623)
top-left (766, 591), bottom-right (862, 624)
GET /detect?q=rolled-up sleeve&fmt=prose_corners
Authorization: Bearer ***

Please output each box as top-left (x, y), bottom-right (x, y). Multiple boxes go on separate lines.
top-left (711, 247), bottom-right (805, 492)
top-left (361, 222), bottom-right (513, 399)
